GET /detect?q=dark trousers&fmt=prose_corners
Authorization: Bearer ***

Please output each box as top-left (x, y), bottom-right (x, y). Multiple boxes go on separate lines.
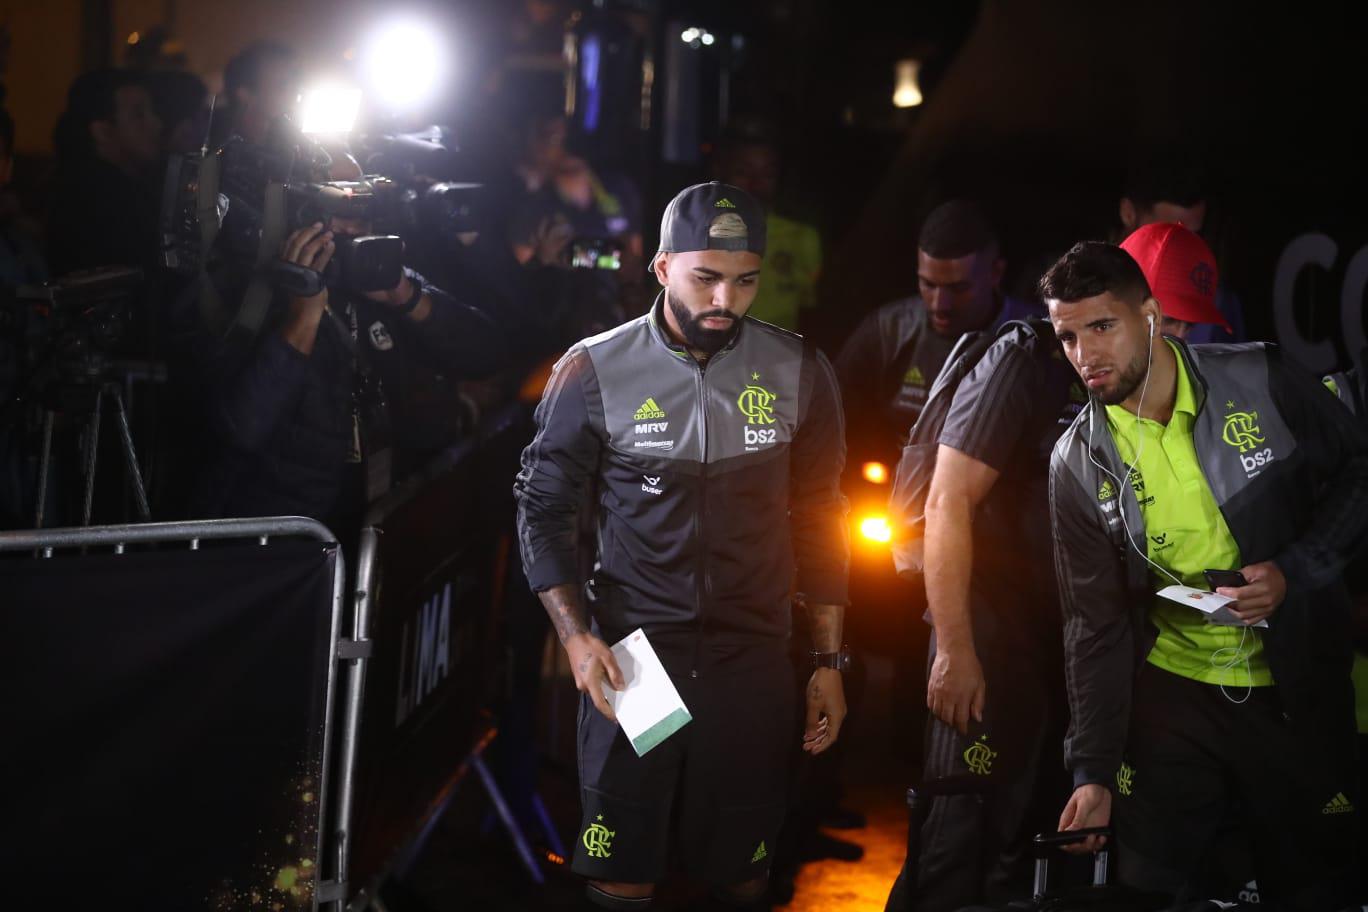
top-left (887, 618), bottom-right (1074, 912)
top-left (1116, 663), bottom-right (1361, 911)
top-left (572, 642), bottom-right (796, 886)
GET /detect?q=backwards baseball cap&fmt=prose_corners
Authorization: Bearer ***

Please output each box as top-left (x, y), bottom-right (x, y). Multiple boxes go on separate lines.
top-left (655, 181), bottom-right (767, 261)
top-left (1120, 222), bottom-right (1230, 331)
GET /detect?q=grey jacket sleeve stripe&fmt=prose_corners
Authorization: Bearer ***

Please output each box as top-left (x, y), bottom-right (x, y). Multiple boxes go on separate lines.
top-left (514, 346), bottom-right (602, 591)
top-left (1049, 447), bottom-right (1134, 789)
top-left (790, 346), bottom-right (851, 606)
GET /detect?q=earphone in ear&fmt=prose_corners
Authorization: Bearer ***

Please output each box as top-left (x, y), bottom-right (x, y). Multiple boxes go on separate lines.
top-left (1147, 313), bottom-right (1156, 331)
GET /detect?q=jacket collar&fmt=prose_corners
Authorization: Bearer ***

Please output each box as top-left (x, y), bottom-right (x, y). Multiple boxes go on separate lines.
top-left (647, 290), bottom-right (746, 359)
top-left (1080, 334), bottom-right (1212, 467)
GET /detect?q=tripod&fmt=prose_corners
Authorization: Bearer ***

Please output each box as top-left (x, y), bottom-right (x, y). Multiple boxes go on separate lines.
top-left (34, 376), bottom-right (152, 528)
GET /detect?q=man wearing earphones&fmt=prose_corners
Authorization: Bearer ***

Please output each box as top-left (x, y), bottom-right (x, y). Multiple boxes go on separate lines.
top-left (1039, 239), bottom-right (1368, 909)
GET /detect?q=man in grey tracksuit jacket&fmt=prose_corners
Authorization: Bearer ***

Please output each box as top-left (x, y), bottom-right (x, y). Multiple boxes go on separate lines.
top-left (1042, 240), bottom-right (1368, 910)
top-left (515, 182), bottom-right (850, 910)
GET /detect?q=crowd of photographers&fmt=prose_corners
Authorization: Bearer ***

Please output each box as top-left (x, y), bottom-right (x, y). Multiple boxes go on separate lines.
top-left (0, 39), bottom-right (641, 537)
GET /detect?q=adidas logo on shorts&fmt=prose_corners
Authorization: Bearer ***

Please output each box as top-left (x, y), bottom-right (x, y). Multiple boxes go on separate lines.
top-left (1322, 792), bottom-right (1354, 815)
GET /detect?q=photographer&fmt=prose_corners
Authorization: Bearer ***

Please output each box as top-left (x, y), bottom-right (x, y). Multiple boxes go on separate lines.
top-left (187, 213), bottom-right (507, 539)
top-left (48, 68), bottom-right (162, 277)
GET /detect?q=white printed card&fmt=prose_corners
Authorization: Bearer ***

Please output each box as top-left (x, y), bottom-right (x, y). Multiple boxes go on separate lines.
top-left (601, 629), bottom-right (693, 756)
top-left (1157, 585), bottom-right (1269, 629)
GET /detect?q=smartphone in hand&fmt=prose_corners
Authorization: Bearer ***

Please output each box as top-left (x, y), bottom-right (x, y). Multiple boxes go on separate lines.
top-left (1204, 569), bottom-right (1248, 591)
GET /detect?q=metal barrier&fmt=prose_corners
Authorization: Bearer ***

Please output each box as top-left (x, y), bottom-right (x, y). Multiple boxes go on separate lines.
top-left (344, 406), bottom-right (552, 904)
top-left (4, 402), bottom-right (542, 908)
top-left (0, 516), bottom-right (369, 911)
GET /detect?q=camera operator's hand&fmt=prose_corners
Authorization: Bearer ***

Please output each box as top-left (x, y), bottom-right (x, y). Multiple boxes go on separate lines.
top-left (363, 270), bottom-right (432, 322)
top-left (278, 223), bottom-right (335, 355)
top-left (533, 215), bottom-right (574, 267)
top-left (513, 215), bottom-right (573, 267)
top-left (281, 223), bottom-right (336, 305)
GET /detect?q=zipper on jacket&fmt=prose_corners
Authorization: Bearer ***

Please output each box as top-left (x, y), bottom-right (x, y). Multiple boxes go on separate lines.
top-left (690, 359), bottom-right (708, 678)
top-left (689, 348), bottom-right (729, 678)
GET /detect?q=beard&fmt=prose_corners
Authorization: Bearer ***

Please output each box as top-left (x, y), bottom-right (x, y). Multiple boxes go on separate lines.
top-left (1095, 346), bottom-right (1153, 406)
top-left (667, 290), bottom-right (740, 355)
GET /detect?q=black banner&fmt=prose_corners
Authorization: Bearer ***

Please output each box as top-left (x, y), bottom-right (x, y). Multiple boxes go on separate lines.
top-left (0, 539), bottom-right (337, 909)
top-left (350, 413), bottom-right (530, 887)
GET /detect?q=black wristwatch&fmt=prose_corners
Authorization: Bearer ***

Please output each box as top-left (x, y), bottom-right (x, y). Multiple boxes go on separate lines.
top-left (810, 644), bottom-right (851, 672)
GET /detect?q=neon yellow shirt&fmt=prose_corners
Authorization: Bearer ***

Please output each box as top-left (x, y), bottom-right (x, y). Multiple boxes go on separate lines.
top-left (1105, 341), bottom-right (1274, 687)
top-left (746, 213), bottom-right (821, 331)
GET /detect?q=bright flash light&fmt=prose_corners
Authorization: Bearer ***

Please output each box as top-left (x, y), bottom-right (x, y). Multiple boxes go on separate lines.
top-left (299, 83), bottom-right (361, 135)
top-left (363, 18), bottom-right (445, 112)
top-left (893, 59), bottom-right (924, 108)
top-left (862, 461), bottom-right (889, 485)
top-left (681, 27), bottom-right (714, 47)
top-left (859, 515), bottom-right (892, 544)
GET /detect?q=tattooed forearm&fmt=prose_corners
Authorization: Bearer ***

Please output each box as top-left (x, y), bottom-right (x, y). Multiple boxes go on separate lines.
top-left (538, 583), bottom-right (591, 643)
top-left (806, 602), bottom-right (844, 653)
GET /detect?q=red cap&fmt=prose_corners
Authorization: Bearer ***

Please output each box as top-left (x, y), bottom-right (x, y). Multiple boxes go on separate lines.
top-left (1120, 222), bottom-right (1229, 331)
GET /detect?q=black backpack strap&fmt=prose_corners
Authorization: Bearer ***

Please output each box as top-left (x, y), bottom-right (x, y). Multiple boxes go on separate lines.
top-left (1350, 347), bottom-right (1368, 418)
top-left (886, 297), bottom-right (928, 364)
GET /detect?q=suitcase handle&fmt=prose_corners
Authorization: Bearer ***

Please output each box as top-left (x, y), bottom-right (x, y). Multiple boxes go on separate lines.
top-left (1031, 826), bottom-right (1112, 851)
top-left (1031, 828), bottom-right (1112, 898)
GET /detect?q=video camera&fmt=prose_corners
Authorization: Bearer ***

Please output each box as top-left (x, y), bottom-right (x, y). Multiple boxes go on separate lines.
top-left (160, 118), bottom-right (483, 305)
top-left (2, 267), bottom-right (145, 395)
top-left (355, 126), bottom-right (482, 244)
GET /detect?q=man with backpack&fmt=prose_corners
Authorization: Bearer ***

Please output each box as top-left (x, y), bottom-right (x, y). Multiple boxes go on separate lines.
top-left (1042, 233), bottom-right (1368, 910)
top-left (835, 200), bottom-right (1039, 456)
top-left (887, 223), bottom-right (1238, 911)
top-left (885, 308), bottom-right (1083, 911)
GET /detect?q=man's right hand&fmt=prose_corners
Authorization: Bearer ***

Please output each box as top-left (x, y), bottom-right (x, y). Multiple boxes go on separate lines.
top-left (926, 645), bottom-right (985, 735)
top-left (280, 222), bottom-right (335, 311)
top-left (564, 632), bottom-right (625, 721)
top-left (1058, 784), bottom-right (1112, 854)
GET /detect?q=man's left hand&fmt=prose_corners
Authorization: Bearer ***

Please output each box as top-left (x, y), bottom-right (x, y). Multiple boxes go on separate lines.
top-left (803, 667), bottom-right (846, 755)
top-left (365, 272), bottom-right (414, 308)
top-left (1218, 560), bottom-right (1287, 625)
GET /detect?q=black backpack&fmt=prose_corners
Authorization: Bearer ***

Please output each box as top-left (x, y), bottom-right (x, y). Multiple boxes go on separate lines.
top-left (888, 317), bottom-right (1052, 579)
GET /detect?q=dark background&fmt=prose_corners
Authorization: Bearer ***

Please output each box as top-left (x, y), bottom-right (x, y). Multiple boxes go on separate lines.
top-left (3, 0), bottom-right (1367, 369)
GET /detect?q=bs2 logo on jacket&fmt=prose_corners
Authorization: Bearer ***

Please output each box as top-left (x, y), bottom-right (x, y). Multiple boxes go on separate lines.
top-left (1222, 402), bottom-right (1274, 478)
top-left (738, 375), bottom-right (778, 450)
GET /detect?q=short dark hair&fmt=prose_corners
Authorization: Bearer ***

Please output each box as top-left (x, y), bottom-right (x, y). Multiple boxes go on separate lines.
top-left (1037, 241), bottom-right (1151, 306)
top-left (918, 199), bottom-right (998, 260)
top-left (1122, 152), bottom-right (1206, 210)
top-left (223, 41), bottom-right (295, 99)
top-left (53, 68), bottom-right (144, 166)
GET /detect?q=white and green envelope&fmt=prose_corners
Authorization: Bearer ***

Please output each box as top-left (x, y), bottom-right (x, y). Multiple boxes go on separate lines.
top-left (602, 629), bottom-right (693, 756)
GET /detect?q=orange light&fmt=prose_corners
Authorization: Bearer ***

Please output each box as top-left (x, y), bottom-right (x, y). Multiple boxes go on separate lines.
top-left (127, 31), bottom-right (141, 45)
top-left (862, 461), bottom-right (889, 485)
top-left (859, 515), bottom-right (892, 543)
